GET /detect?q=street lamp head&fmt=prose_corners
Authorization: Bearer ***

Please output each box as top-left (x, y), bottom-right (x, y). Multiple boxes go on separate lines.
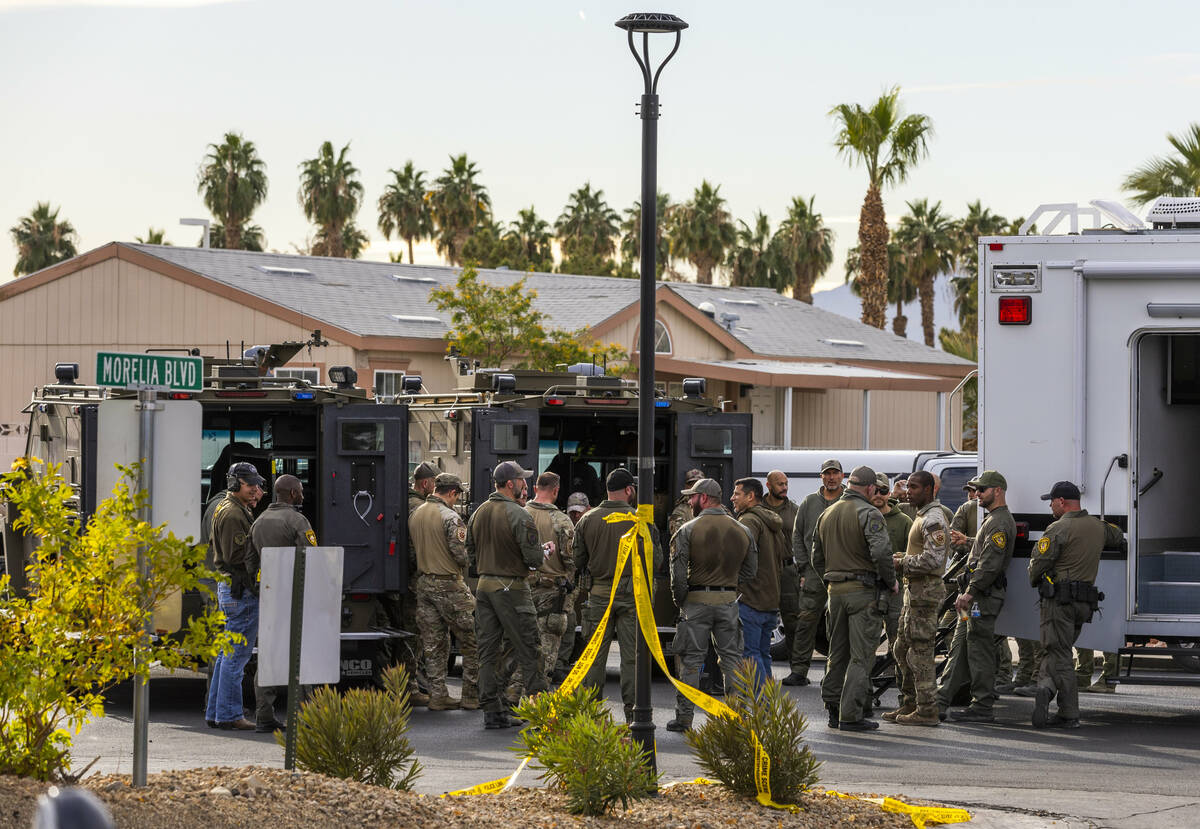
top-left (614, 12), bottom-right (688, 33)
top-left (615, 12), bottom-right (687, 96)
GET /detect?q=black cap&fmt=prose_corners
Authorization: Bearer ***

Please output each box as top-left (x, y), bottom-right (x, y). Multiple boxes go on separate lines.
top-left (227, 461), bottom-right (265, 488)
top-left (1041, 481), bottom-right (1081, 501)
top-left (606, 468), bottom-right (636, 491)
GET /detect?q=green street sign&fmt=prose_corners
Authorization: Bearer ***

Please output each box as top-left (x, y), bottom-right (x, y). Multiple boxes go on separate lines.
top-left (95, 351), bottom-right (203, 392)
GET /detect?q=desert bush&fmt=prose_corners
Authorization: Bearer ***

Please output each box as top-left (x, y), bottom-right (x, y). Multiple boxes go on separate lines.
top-left (282, 664), bottom-right (421, 790)
top-left (686, 659), bottom-right (821, 804)
top-left (513, 685), bottom-right (657, 815)
top-left (0, 459), bottom-right (233, 781)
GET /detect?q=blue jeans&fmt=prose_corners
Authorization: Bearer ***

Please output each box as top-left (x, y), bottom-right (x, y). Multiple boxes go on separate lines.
top-left (739, 603), bottom-right (777, 688)
top-left (205, 582), bottom-right (259, 723)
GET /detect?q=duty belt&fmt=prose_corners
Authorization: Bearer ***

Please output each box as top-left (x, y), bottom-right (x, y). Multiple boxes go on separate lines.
top-left (688, 585), bottom-right (736, 592)
top-left (421, 573), bottom-right (460, 580)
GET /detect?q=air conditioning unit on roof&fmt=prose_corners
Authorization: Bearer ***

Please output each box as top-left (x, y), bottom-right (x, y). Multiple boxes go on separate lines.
top-left (1146, 197), bottom-right (1200, 229)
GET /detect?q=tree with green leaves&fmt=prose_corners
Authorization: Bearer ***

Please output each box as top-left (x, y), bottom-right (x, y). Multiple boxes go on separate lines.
top-left (829, 87), bottom-right (933, 328)
top-left (507, 206), bottom-right (554, 272)
top-left (949, 201), bottom-right (1010, 333)
top-left (556, 183), bottom-right (620, 276)
top-left (430, 154), bottom-right (491, 266)
top-left (669, 180), bottom-right (735, 285)
top-left (377, 161), bottom-right (432, 265)
top-left (299, 141), bottom-right (365, 259)
top-left (196, 132), bottom-right (268, 251)
top-left (619, 191), bottom-right (672, 280)
top-left (135, 228), bottom-right (170, 245)
top-left (9, 202), bottom-right (77, 277)
top-left (208, 221), bottom-right (265, 251)
top-left (773, 195), bottom-right (834, 303)
top-left (727, 211), bottom-right (779, 288)
top-left (895, 198), bottom-right (956, 347)
top-left (1122, 123), bottom-right (1200, 206)
top-left (459, 218), bottom-right (509, 270)
top-left (846, 236), bottom-right (915, 337)
top-left (938, 328), bottom-right (977, 450)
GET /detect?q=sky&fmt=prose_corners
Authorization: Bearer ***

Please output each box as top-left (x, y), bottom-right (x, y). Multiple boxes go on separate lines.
top-left (3, 0), bottom-right (1200, 292)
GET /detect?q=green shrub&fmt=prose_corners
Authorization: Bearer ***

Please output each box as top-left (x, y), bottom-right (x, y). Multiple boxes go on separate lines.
top-left (280, 664), bottom-right (421, 790)
top-left (513, 685), bottom-right (658, 815)
top-left (686, 659), bottom-right (821, 804)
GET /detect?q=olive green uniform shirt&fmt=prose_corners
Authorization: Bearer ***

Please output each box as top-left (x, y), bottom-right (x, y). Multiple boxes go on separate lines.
top-left (792, 486), bottom-right (844, 587)
top-left (950, 499), bottom-right (979, 559)
top-left (574, 500), bottom-right (663, 596)
top-left (466, 491), bottom-right (541, 578)
top-left (410, 496), bottom-right (469, 576)
top-left (1028, 510), bottom-right (1123, 587)
top-left (763, 495), bottom-right (799, 538)
top-left (882, 502), bottom-right (914, 554)
top-left (249, 502), bottom-right (315, 574)
top-left (811, 490), bottom-right (895, 586)
top-left (670, 507), bottom-right (757, 607)
top-left (966, 505), bottom-right (1016, 598)
top-left (211, 491), bottom-right (255, 592)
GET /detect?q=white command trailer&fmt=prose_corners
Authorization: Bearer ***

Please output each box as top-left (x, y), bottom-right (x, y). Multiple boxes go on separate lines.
top-left (984, 198), bottom-right (1200, 672)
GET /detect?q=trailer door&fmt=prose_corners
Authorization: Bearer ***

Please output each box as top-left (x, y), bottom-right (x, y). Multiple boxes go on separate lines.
top-left (674, 411), bottom-right (752, 502)
top-left (320, 403), bottom-right (409, 594)
top-left (470, 407), bottom-right (539, 509)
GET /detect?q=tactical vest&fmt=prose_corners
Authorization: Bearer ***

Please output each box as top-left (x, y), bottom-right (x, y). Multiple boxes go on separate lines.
top-left (820, 497), bottom-right (873, 574)
top-left (410, 500), bottom-right (460, 576)
top-left (471, 498), bottom-right (526, 577)
top-left (687, 513), bottom-right (751, 588)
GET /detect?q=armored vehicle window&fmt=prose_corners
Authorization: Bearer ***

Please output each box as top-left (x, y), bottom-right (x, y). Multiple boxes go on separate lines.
top-left (341, 421), bottom-right (385, 452)
top-left (494, 423), bottom-right (528, 453)
top-left (693, 427), bottom-right (733, 456)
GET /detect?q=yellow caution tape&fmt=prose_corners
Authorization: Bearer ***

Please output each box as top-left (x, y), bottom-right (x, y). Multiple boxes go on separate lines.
top-left (825, 790), bottom-right (972, 828)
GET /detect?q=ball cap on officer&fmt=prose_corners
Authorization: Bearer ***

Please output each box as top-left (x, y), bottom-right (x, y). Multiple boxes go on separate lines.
top-left (227, 461), bottom-right (265, 489)
top-left (683, 467), bottom-right (703, 485)
top-left (413, 461), bottom-right (438, 481)
top-left (493, 460), bottom-right (533, 483)
top-left (434, 472), bottom-right (464, 492)
top-left (967, 470), bottom-right (1007, 490)
top-left (606, 467), bottom-right (636, 491)
top-left (820, 458), bottom-right (843, 473)
top-left (847, 465), bottom-right (877, 486)
top-left (566, 491), bottom-right (590, 514)
top-left (680, 477), bottom-right (722, 498)
top-left (1040, 480), bottom-right (1080, 501)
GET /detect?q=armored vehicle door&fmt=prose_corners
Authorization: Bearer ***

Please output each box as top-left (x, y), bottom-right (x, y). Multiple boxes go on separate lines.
top-left (469, 407), bottom-right (538, 510)
top-left (673, 411), bottom-right (752, 503)
top-left (321, 403), bottom-right (409, 594)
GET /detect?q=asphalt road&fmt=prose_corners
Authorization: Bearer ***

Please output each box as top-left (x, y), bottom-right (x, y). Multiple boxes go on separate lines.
top-left (76, 655), bottom-right (1200, 828)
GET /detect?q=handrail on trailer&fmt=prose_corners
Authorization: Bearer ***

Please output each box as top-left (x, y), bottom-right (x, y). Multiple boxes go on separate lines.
top-left (946, 369), bottom-right (978, 455)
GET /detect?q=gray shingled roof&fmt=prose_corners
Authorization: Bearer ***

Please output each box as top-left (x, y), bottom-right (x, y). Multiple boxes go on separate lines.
top-left (125, 245), bottom-right (969, 367)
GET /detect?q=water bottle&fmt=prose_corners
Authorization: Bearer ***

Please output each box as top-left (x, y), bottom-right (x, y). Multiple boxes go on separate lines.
top-left (970, 601), bottom-right (981, 619)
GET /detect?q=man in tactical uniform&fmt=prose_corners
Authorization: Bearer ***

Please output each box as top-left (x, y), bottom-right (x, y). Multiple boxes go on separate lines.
top-left (732, 477), bottom-right (783, 687)
top-left (669, 468), bottom-right (704, 538)
top-left (554, 491), bottom-right (591, 680)
top-left (575, 468), bottom-right (663, 722)
top-left (410, 472), bottom-right (480, 711)
top-left (467, 461), bottom-right (547, 729)
top-left (763, 470), bottom-right (800, 664)
top-left (393, 461), bottom-right (439, 707)
top-left (886, 471), bottom-right (950, 726)
top-left (205, 462), bottom-right (265, 731)
top-left (1029, 481), bottom-right (1123, 729)
top-left (667, 478), bottom-right (756, 732)
top-left (523, 471), bottom-right (576, 686)
top-left (249, 474), bottom-right (315, 733)
top-left (936, 470), bottom-right (1016, 723)
top-left (812, 465), bottom-right (896, 732)
top-left (872, 472), bottom-right (912, 710)
top-left (783, 458), bottom-right (845, 687)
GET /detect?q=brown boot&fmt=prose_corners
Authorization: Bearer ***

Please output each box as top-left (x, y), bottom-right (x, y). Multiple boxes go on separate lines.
top-left (409, 689), bottom-right (430, 707)
top-left (896, 707), bottom-right (940, 727)
top-left (460, 684), bottom-right (480, 710)
top-left (882, 704), bottom-right (916, 723)
top-left (428, 695), bottom-right (461, 711)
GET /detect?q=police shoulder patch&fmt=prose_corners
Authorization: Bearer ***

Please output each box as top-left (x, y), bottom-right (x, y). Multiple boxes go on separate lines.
top-left (1036, 536), bottom-right (1050, 555)
top-left (233, 532), bottom-right (247, 546)
top-left (931, 530), bottom-right (947, 546)
top-left (990, 531), bottom-right (1007, 549)
top-left (455, 525), bottom-right (467, 543)
top-left (305, 529), bottom-right (317, 546)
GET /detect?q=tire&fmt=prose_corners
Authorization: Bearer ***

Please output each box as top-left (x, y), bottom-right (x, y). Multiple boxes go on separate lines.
top-left (1170, 639), bottom-right (1200, 673)
top-left (769, 620), bottom-right (790, 661)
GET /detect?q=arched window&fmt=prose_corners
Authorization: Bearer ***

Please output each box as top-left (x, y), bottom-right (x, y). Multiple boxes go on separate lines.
top-left (654, 319), bottom-right (672, 354)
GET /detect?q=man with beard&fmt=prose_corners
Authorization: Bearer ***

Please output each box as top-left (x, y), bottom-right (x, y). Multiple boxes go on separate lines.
top-left (763, 471), bottom-right (800, 663)
top-left (732, 477), bottom-right (785, 686)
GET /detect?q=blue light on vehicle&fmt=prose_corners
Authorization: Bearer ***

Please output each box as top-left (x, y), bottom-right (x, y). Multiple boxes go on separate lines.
top-left (655, 400), bottom-right (670, 408)
top-left (293, 391), bottom-right (315, 400)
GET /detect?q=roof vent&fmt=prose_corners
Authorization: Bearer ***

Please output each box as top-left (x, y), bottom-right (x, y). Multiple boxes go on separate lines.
top-left (257, 265), bottom-right (313, 277)
top-left (819, 338), bottom-right (865, 347)
top-left (391, 274), bottom-right (437, 284)
top-left (1146, 197), bottom-right (1200, 229)
top-left (698, 301), bottom-right (716, 319)
top-left (720, 298), bottom-right (760, 306)
top-left (390, 314), bottom-right (443, 324)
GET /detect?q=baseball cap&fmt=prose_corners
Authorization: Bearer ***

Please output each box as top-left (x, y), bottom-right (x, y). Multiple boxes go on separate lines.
top-left (434, 472), bottom-right (463, 492)
top-left (681, 477), bottom-right (722, 498)
top-left (820, 459), bottom-right (842, 473)
top-left (228, 461), bottom-right (265, 488)
top-left (606, 467), bottom-right (636, 491)
top-left (969, 470), bottom-right (1007, 490)
top-left (874, 472), bottom-right (891, 491)
top-left (848, 465), bottom-right (877, 486)
top-left (566, 491), bottom-right (590, 513)
top-left (683, 467), bottom-right (703, 484)
top-left (493, 460), bottom-right (533, 484)
top-left (1040, 480), bottom-right (1080, 501)
top-left (413, 462), bottom-right (438, 481)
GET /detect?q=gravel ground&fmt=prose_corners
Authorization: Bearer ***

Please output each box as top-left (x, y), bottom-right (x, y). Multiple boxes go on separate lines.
top-left (0, 767), bottom-right (924, 828)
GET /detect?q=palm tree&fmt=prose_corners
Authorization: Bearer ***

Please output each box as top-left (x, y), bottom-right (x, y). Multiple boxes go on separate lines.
top-left (829, 87), bottom-right (933, 328)
top-left (135, 228), bottom-right (170, 245)
top-left (313, 221), bottom-right (369, 259)
top-left (10, 202), bottom-right (77, 276)
top-left (727, 211), bottom-right (779, 288)
top-left (298, 141), bottom-right (364, 259)
top-left (950, 201), bottom-right (1009, 332)
top-left (1123, 123), bottom-right (1200, 207)
top-left (669, 180), bottom-right (736, 285)
top-left (506, 206), bottom-right (554, 272)
top-left (619, 191), bottom-right (672, 279)
top-left (846, 237), bottom-right (916, 336)
top-left (196, 132), bottom-right (268, 250)
top-left (430, 154), bottom-right (491, 266)
top-left (208, 222), bottom-right (265, 251)
top-left (896, 198), bottom-right (956, 347)
top-left (555, 183), bottom-right (620, 275)
top-left (772, 195), bottom-right (835, 302)
top-left (377, 161), bottom-right (432, 264)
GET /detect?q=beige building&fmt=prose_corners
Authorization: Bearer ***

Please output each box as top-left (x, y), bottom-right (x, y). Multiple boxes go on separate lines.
top-left (0, 243), bottom-right (973, 463)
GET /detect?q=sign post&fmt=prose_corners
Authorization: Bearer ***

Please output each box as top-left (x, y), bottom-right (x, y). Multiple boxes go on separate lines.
top-left (96, 351), bottom-right (203, 787)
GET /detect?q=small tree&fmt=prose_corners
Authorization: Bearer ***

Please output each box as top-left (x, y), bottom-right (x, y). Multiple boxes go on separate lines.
top-left (0, 458), bottom-right (234, 781)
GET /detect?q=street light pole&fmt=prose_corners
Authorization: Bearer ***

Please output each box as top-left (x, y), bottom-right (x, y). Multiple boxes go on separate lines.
top-left (614, 11), bottom-right (687, 778)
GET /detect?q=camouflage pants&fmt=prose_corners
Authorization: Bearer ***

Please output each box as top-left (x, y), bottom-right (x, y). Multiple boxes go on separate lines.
top-left (1076, 648), bottom-right (1118, 684)
top-left (1013, 638), bottom-right (1043, 685)
top-left (415, 573), bottom-right (479, 700)
top-left (894, 575), bottom-right (942, 712)
top-left (882, 588), bottom-right (904, 705)
top-left (499, 587), bottom-right (568, 699)
top-left (673, 599), bottom-right (744, 724)
top-left (554, 586), bottom-right (583, 675)
top-left (789, 584), bottom-right (827, 677)
top-left (1037, 599), bottom-right (1090, 719)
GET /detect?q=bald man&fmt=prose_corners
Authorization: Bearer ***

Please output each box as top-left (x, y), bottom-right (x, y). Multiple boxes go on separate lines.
top-left (762, 470), bottom-right (800, 662)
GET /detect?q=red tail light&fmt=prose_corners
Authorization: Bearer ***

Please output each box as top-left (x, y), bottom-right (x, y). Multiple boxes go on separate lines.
top-left (998, 296), bottom-right (1032, 325)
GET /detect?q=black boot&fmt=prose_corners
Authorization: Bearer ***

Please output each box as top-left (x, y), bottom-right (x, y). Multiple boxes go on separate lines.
top-left (826, 703), bottom-right (839, 729)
